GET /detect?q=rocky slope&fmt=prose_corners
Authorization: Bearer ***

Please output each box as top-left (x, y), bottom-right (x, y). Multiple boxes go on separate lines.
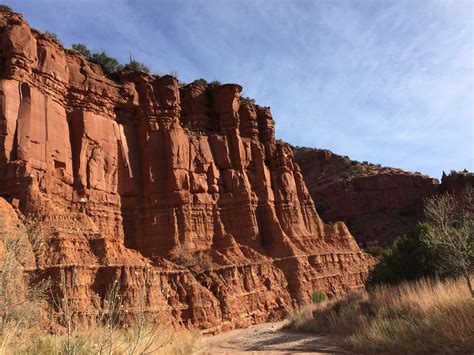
top-left (0, 12), bottom-right (373, 333)
top-left (293, 147), bottom-right (472, 246)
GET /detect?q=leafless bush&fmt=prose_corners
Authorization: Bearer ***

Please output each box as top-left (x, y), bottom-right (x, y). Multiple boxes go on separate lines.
top-left (0, 218), bottom-right (47, 339)
top-left (51, 267), bottom-right (90, 355)
top-left (125, 267), bottom-right (172, 354)
top-left (424, 185), bottom-right (474, 296)
top-left (95, 278), bottom-right (123, 355)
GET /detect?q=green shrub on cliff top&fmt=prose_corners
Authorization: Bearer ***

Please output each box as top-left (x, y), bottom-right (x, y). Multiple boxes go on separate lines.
top-left (0, 4), bottom-right (12, 12)
top-left (124, 59), bottom-right (150, 73)
top-left (71, 43), bottom-right (91, 58)
top-left (192, 78), bottom-right (208, 86)
top-left (72, 43), bottom-right (153, 76)
top-left (241, 96), bottom-right (256, 104)
top-left (88, 51), bottom-right (123, 75)
top-left (43, 31), bottom-right (61, 44)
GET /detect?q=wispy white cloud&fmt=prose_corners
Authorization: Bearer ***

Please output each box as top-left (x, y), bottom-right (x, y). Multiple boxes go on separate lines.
top-left (7, 0), bottom-right (473, 178)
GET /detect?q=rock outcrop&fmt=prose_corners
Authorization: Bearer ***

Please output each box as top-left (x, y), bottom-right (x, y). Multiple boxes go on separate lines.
top-left (293, 147), bottom-right (473, 247)
top-left (438, 171), bottom-right (474, 194)
top-left (0, 12), bottom-right (373, 333)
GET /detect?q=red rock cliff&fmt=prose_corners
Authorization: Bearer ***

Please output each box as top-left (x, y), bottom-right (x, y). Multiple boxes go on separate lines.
top-left (293, 147), bottom-right (439, 246)
top-left (0, 12), bottom-right (373, 332)
top-left (293, 148), bottom-right (473, 247)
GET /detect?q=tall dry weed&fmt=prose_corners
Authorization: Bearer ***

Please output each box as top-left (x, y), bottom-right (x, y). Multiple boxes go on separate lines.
top-left (0, 219), bottom-right (49, 353)
top-left (287, 277), bottom-right (474, 353)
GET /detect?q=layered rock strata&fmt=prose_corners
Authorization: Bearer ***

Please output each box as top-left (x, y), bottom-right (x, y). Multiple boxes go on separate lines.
top-left (0, 12), bottom-right (373, 332)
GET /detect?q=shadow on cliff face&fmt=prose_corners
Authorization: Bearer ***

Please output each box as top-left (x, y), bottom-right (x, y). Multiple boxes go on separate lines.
top-left (117, 134), bottom-right (140, 252)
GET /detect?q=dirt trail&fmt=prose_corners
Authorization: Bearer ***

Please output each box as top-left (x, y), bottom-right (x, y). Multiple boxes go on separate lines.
top-left (199, 321), bottom-right (346, 354)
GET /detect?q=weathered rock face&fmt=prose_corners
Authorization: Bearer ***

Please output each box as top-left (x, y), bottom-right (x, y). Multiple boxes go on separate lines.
top-left (293, 148), bottom-right (474, 247)
top-left (0, 12), bottom-right (373, 333)
top-left (293, 147), bottom-right (439, 246)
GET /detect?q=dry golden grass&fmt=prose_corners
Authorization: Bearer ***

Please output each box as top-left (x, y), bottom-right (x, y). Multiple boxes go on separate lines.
top-left (287, 278), bottom-right (474, 353)
top-left (3, 326), bottom-right (201, 354)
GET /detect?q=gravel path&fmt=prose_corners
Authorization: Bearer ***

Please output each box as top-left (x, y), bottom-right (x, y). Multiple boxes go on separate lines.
top-left (199, 321), bottom-right (347, 354)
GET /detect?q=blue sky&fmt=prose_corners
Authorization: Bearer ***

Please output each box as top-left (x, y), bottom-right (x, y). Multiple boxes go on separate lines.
top-left (6, 0), bottom-right (473, 178)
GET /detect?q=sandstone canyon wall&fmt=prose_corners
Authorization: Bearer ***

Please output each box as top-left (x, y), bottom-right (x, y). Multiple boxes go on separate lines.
top-left (293, 147), bottom-right (473, 246)
top-left (0, 12), bottom-right (373, 332)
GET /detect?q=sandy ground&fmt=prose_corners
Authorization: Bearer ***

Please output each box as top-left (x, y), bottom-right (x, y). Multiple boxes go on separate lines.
top-left (199, 321), bottom-right (347, 354)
